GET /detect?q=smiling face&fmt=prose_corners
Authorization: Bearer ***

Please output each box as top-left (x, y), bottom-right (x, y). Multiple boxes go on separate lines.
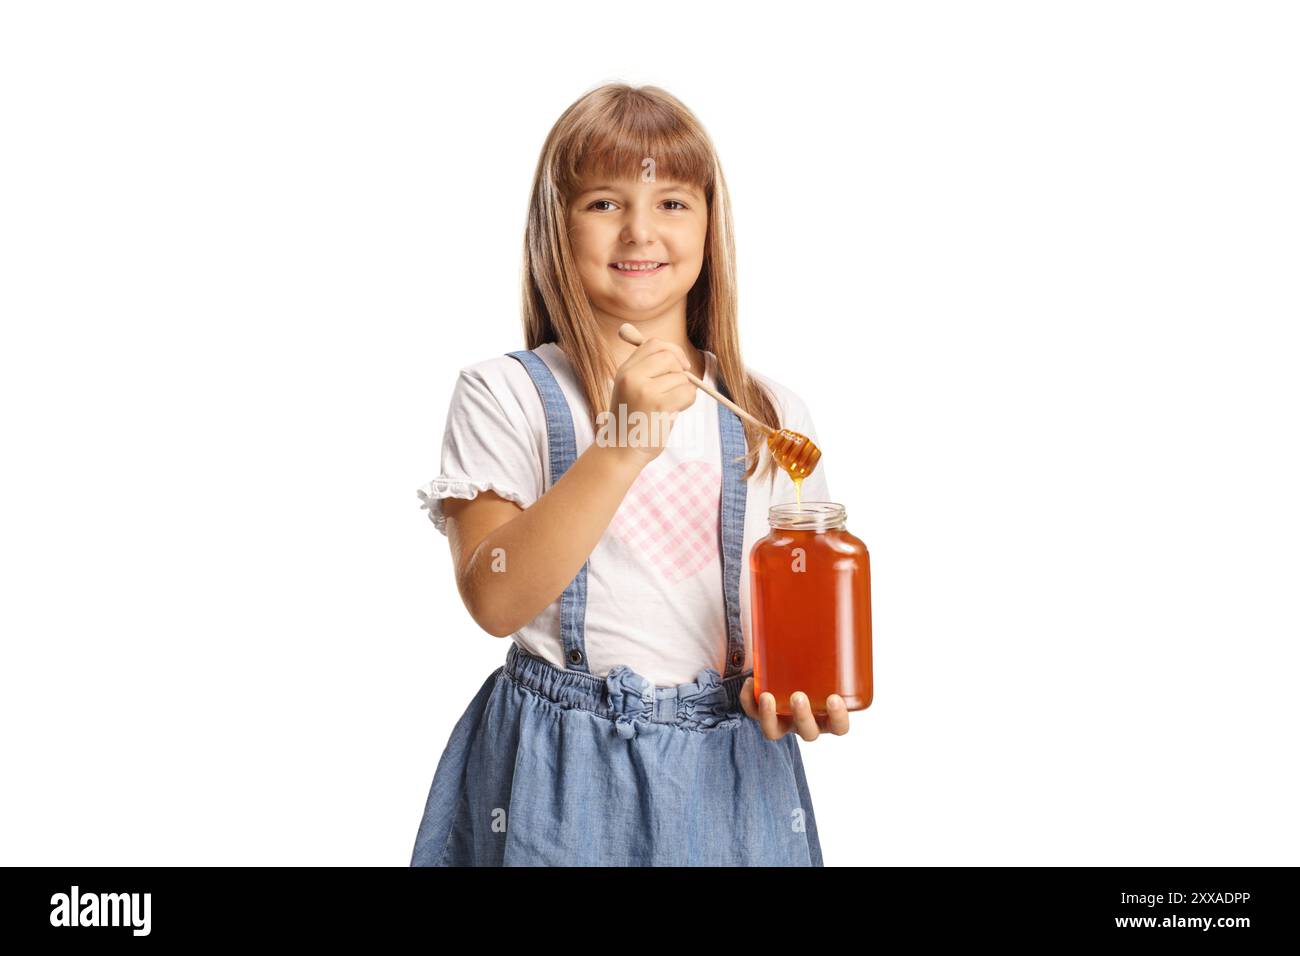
top-left (566, 174), bottom-right (708, 322)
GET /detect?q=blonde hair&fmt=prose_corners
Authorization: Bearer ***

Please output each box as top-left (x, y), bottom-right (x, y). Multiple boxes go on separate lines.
top-left (520, 82), bottom-right (780, 484)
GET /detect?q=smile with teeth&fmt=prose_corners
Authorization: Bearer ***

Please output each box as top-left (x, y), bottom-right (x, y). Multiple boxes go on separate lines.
top-left (611, 261), bottom-right (668, 272)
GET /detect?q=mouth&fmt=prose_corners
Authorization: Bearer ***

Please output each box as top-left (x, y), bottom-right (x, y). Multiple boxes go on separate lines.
top-left (609, 260), bottom-right (669, 275)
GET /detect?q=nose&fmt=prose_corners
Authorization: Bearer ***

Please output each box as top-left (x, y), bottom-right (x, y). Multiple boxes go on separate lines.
top-left (619, 203), bottom-right (657, 246)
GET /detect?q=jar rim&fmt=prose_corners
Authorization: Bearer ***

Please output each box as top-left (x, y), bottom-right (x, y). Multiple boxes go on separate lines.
top-left (768, 501), bottom-right (846, 530)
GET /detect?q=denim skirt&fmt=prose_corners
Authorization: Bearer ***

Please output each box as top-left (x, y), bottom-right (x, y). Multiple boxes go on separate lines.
top-left (409, 641), bottom-right (824, 866)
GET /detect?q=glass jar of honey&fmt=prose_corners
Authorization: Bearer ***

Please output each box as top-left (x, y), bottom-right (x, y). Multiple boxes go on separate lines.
top-left (749, 502), bottom-right (873, 719)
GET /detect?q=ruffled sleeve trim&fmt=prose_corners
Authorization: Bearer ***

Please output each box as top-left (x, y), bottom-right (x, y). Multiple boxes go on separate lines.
top-left (416, 477), bottom-right (530, 536)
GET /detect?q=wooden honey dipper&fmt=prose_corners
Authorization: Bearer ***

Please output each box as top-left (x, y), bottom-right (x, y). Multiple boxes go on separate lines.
top-left (616, 323), bottom-right (822, 500)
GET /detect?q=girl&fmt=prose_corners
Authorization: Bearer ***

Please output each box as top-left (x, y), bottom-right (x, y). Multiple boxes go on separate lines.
top-left (410, 83), bottom-right (852, 867)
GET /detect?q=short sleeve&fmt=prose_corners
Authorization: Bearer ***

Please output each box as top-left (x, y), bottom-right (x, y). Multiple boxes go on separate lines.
top-left (799, 404), bottom-right (832, 504)
top-left (416, 367), bottom-right (543, 536)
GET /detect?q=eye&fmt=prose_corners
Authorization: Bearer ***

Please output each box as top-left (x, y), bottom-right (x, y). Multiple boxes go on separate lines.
top-left (588, 199), bottom-right (616, 211)
top-left (663, 200), bottom-right (687, 210)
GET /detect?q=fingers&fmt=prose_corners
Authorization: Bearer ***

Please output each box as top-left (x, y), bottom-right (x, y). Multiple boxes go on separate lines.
top-left (741, 681), bottom-right (851, 741)
top-left (652, 338), bottom-right (691, 372)
top-left (789, 692), bottom-right (821, 741)
top-left (618, 352), bottom-right (684, 398)
top-left (656, 377), bottom-right (696, 408)
top-left (654, 369), bottom-right (690, 393)
top-left (758, 690), bottom-right (785, 740)
top-left (741, 680), bottom-right (851, 742)
top-left (622, 338), bottom-right (689, 377)
top-left (739, 677), bottom-right (758, 720)
top-left (644, 348), bottom-right (688, 381)
top-left (824, 694), bottom-right (851, 735)
top-left (635, 354), bottom-right (695, 410)
top-left (739, 678), bottom-right (784, 740)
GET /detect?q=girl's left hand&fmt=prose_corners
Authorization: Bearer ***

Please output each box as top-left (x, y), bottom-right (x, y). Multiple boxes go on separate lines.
top-left (739, 678), bottom-right (851, 741)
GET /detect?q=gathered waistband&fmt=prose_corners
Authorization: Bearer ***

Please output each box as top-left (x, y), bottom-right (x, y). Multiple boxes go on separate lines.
top-left (503, 641), bottom-right (750, 738)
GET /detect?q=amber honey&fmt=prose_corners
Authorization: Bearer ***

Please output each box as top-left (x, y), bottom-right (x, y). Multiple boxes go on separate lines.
top-left (749, 502), bottom-right (872, 719)
top-left (767, 429), bottom-right (820, 506)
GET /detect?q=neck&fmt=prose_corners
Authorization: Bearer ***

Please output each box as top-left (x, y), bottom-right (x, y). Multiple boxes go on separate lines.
top-left (592, 309), bottom-right (706, 381)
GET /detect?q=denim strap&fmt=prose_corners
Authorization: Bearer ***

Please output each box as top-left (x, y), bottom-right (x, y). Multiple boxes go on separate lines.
top-left (506, 349), bottom-right (591, 673)
top-left (715, 371), bottom-right (749, 678)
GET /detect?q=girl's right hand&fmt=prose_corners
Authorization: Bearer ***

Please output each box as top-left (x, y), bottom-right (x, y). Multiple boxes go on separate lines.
top-left (606, 337), bottom-right (696, 464)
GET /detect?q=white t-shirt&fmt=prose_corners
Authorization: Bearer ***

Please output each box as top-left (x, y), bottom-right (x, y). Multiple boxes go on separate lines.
top-left (417, 342), bottom-right (832, 687)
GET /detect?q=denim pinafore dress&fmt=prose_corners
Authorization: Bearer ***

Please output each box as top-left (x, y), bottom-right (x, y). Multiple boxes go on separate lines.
top-left (409, 348), bottom-right (824, 866)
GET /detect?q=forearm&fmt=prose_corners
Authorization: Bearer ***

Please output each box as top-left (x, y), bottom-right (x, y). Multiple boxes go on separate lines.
top-left (462, 443), bottom-right (646, 637)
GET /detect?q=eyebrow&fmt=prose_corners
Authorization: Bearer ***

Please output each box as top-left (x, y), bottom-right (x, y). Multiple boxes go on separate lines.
top-left (576, 183), bottom-right (703, 199)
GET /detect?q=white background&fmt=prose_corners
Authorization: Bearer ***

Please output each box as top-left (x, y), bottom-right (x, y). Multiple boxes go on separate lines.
top-left (2, 1), bottom-right (1296, 866)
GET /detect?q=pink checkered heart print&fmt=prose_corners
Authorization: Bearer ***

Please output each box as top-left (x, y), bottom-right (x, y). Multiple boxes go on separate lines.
top-left (608, 459), bottom-right (722, 583)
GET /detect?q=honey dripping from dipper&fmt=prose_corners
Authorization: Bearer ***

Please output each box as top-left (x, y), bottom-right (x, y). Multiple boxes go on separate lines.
top-left (767, 429), bottom-right (822, 507)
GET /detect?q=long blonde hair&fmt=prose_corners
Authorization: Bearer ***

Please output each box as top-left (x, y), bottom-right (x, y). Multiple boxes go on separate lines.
top-left (520, 82), bottom-right (780, 484)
